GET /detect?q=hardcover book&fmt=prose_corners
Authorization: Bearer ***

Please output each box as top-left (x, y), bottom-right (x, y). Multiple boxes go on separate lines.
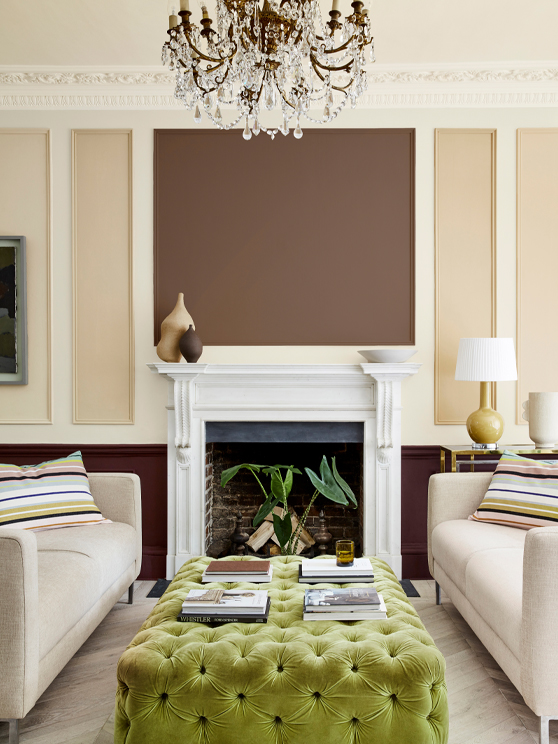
top-left (298, 565), bottom-right (375, 584)
top-left (178, 598), bottom-right (271, 624)
top-left (304, 587), bottom-right (381, 611)
top-left (204, 560), bottom-right (271, 574)
top-left (182, 589), bottom-right (269, 615)
top-left (300, 558), bottom-right (374, 576)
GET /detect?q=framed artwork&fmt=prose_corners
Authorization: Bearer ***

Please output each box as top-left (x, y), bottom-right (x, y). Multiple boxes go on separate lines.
top-left (0, 236), bottom-right (27, 384)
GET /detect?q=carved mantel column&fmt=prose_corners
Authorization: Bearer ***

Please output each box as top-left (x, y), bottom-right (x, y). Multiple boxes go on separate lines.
top-left (360, 363), bottom-right (420, 464)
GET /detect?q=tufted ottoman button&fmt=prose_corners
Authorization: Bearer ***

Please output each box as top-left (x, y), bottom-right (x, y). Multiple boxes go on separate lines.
top-left (352, 666), bottom-right (358, 672)
top-left (161, 693), bottom-right (168, 700)
top-left (238, 693), bottom-right (245, 699)
top-left (313, 692), bottom-right (321, 699)
top-left (277, 666), bottom-right (283, 672)
top-left (275, 717), bottom-right (282, 724)
top-left (200, 666), bottom-right (206, 674)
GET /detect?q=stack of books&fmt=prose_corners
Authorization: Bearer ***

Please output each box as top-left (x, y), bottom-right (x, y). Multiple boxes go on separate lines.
top-left (178, 588), bottom-right (271, 623)
top-left (303, 587), bottom-right (387, 621)
top-left (298, 558), bottom-right (375, 584)
top-left (201, 560), bottom-right (273, 583)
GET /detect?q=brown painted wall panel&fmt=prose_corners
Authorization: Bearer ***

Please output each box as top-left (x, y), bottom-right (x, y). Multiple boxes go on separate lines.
top-left (154, 129), bottom-right (415, 346)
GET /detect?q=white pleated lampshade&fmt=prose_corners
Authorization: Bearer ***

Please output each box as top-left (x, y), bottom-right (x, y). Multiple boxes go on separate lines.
top-left (455, 338), bottom-right (517, 381)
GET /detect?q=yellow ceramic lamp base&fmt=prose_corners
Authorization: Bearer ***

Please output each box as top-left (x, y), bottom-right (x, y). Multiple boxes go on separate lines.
top-left (466, 381), bottom-right (504, 446)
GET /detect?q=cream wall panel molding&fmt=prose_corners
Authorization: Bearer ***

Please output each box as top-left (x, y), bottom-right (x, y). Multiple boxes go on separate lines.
top-left (435, 129), bottom-right (496, 425)
top-left (72, 129), bottom-right (134, 424)
top-left (0, 129), bottom-right (52, 424)
top-left (516, 129), bottom-right (558, 424)
top-left (1, 62), bottom-right (558, 109)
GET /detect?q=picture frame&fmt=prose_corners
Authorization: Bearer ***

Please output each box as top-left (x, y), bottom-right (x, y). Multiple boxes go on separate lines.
top-left (0, 236), bottom-right (27, 385)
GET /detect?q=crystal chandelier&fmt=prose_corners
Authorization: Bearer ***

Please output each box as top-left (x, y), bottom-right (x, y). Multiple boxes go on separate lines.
top-left (163, 0), bottom-right (374, 139)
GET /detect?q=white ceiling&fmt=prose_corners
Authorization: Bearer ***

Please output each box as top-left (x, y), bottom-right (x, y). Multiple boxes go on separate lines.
top-left (0, 0), bottom-right (557, 67)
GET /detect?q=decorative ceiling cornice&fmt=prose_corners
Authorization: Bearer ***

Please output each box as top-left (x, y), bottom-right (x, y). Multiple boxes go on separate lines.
top-left (0, 71), bottom-right (175, 86)
top-left (1, 63), bottom-right (557, 109)
top-left (2, 66), bottom-right (558, 87)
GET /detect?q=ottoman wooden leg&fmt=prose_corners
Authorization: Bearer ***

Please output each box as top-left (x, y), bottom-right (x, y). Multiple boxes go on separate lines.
top-left (435, 582), bottom-right (441, 605)
top-left (128, 583), bottom-right (134, 605)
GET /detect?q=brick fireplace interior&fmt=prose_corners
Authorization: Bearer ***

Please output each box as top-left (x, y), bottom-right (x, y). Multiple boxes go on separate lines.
top-left (204, 422), bottom-right (364, 557)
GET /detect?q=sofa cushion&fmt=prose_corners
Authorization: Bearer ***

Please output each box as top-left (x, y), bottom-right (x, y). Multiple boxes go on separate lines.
top-left (431, 519), bottom-right (526, 594)
top-left (465, 548), bottom-right (523, 658)
top-left (37, 522), bottom-right (136, 658)
top-left (0, 451), bottom-right (107, 531)
top-left (470, 451), bottom-right (558, 529)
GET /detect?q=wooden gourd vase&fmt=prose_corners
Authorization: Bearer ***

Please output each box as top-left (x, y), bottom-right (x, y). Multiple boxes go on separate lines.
top-left (179, 324), bottom-right (203, 363)
top-left (156, 293), bottom-right (195, 363)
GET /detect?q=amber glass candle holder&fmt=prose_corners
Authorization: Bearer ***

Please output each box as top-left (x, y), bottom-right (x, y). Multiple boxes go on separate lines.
top-left (336, 539), bottom-right (355, 567)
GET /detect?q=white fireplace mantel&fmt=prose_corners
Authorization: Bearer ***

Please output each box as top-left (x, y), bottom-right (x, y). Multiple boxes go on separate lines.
top-left (148, 362), bottom-right (420, 579)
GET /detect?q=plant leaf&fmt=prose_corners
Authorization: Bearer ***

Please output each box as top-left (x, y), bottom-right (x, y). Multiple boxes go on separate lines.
top-left (332, 457), bottom-right (357, 507)
top-left (273, 511), bottom-right (292, 547)
top-left (270, 470), bottom-right (287, 503)
top-left (284, 468), bottom-right (294, 497)
top-left (220, 463), bottom-right (262, 488)
top-left (263, 465), bottom-right (302, 475)
top-left (319, 456), bottom-right (349, 505)
top-left (305, 466), bottom-right (348, 505)
top-left (253, 497), bottom-right (279, 528)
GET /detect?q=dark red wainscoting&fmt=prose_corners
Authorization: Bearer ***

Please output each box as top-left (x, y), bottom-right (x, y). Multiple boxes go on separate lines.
top-left (0, 444), bottom-right (167, 580)
top-left (401, 445), bottom-right (440, 579)
top-left (0, 443), bottom-right (439, 580)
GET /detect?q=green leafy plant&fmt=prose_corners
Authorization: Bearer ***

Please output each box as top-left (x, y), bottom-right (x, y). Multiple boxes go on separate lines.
top-left (220, 456), bottom-right (357, 555)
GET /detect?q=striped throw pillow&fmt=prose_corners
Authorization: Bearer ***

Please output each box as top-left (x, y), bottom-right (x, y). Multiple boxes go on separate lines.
top-left (0, 451), bottom-right (107, 531)
top-left (470, 451), bottom-right (558, 529)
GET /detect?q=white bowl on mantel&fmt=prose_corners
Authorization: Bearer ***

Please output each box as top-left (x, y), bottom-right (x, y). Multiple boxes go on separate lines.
top-left (358, 349), bottom-right (417, 363)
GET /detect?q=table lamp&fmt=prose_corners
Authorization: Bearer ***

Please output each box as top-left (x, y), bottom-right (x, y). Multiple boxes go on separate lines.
top-left (455, 337), bottom-right (517, 449)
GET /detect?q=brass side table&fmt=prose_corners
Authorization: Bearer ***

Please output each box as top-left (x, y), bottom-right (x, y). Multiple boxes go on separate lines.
top-left (440, 444), bottom-right (558, 473)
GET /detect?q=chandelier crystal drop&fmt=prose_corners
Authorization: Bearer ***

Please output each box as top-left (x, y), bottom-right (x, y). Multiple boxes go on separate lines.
top-left (163, 0), bottom-right (374, 139)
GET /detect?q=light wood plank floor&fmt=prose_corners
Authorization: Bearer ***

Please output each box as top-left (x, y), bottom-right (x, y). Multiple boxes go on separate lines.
top-left (1, 579), bottom-right (556, 744)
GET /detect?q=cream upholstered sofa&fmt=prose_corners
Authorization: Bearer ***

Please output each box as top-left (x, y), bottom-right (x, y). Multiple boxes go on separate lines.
top-left (428, 472), bottom-right (558, 744)
top-left (0, 473), bottom-right (142, 744)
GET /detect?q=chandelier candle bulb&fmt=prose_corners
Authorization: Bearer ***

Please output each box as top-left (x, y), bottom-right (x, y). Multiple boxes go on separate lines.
top-left (332, 0), bottom-right (340, 11)
top-left (169, 14), bottom-right (179, 27)
top-left (201, 5), bottom-right (209, 18)
top-left (180, 0), bottom-right (189, 9)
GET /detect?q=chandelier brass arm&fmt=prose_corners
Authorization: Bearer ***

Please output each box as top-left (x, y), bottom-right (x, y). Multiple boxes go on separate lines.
top-left (163, 0), bottom-right (374, 138)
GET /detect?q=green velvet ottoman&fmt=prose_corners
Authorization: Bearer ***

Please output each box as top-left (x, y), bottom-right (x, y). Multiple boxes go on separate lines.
top-left (116, 557), bottom-right (448, 744)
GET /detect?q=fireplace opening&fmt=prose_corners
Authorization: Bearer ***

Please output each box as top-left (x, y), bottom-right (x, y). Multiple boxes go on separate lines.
top-left (204, 423), bottom-right (363, 558)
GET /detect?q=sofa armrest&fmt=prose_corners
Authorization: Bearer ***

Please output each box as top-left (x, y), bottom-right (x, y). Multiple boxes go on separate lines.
top-left (0, 529), bottom-right (39, 719)
top-left (88, 473), bottom-right (142, 575)
top-left (427, 472), bottom-right (492, 575)
top-left (521, 526), bottom-right (558, 715)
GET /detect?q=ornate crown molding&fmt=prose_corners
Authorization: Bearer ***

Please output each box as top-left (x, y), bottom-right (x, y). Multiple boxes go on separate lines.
top-left (1, 63), bottom-right (557, 109)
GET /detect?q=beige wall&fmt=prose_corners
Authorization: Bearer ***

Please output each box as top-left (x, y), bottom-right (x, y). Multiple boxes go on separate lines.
top-left (516, 129), bottom-right (558, 422)
top-left (1, 0), bottom-right (557, 65)
top-left (0, 107), bottom-right (556, 445)
top-left (435, 129), bottom-right (496, 424)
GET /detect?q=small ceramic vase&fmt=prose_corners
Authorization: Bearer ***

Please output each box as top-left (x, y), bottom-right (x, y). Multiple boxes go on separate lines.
top-left (156, 293), bottom-right (195, 363)
top-left (179, 325), bottom-right (203, 363)
top-left (522, 392), bottom-right (558, 448)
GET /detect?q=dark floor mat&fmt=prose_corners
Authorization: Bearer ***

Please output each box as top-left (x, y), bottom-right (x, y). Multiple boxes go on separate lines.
top-left (400, 579), bottom-right (420, 597)
top-left (147, 579), bottom-right (172, 598)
